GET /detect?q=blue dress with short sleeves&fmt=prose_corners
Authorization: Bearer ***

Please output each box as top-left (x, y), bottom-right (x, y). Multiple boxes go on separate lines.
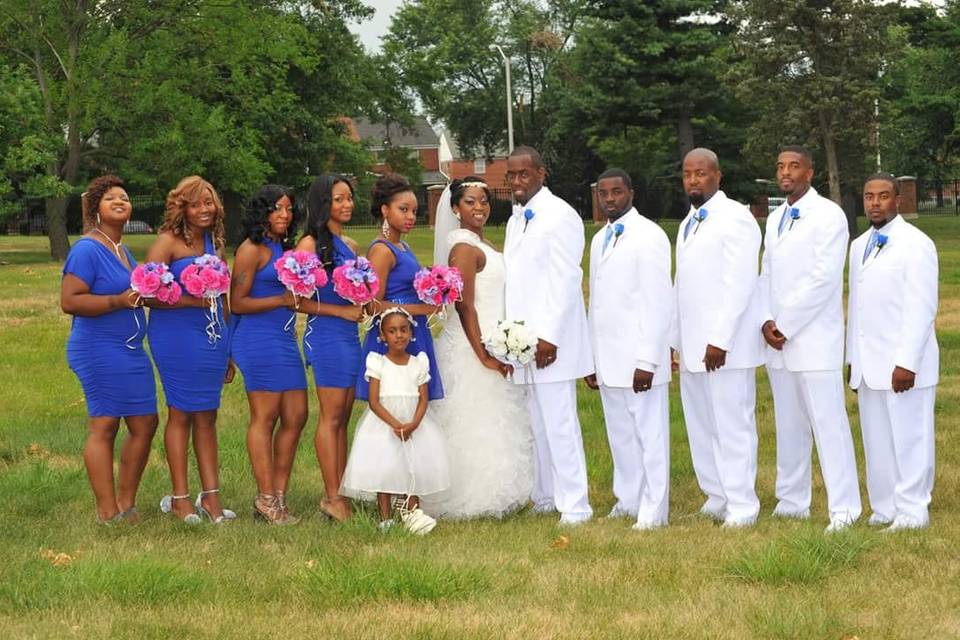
top-left (355, 240), bottom-right (443, 401)
top-left (303, 235), bottom-right (361, 388)
top-left (147, 233), bottom-right (230, 412)
top-left (231, 239), bottom-right (308, 392)
top-left (63, 237), bottom-right (157, 418)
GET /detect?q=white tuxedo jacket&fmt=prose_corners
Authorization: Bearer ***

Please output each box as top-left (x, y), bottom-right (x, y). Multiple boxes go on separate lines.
top-left (504, 186), bottom-right (594, 384)
top-left (673, 190), bottom-right (764, 373)
top-left (588, 209), bottom-right (672, 388)
top-left (758, 187), bottom-right (848, 371)
top-left (846, 215), bottom-right (939, 390)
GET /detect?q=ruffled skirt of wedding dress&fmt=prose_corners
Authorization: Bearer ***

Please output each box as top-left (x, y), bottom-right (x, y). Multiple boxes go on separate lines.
top-left (421, 323), bottom-right (534, 519)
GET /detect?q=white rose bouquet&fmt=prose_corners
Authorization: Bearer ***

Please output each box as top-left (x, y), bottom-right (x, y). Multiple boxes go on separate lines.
top-left (483, 320), bottom-right (538, 366)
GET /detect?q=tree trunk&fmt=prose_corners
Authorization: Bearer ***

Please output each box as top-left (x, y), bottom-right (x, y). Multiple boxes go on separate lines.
top-left (45, 197), bottom-right (71, 260)
top-left (818, 109), bottom-right (854, 236)
top-left (222, 191), bottom-right (244, 249)
top-left (676, 111), bottom-right (695, 163)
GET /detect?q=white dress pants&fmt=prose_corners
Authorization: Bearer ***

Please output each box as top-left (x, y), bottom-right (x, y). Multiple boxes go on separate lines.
top-left (680, 368), bottom-right (759, 521)
top-left (526, 379), bottom-right (592, 518)
top-left (858, 385), bottom-right (936, 524)
top-left (599, 384), bottom-right (670, 525)
top-left (768, 367), bottom-right (862, 521)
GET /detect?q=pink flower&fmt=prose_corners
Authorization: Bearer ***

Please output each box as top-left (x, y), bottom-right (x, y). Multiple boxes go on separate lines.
top-left (131, 261), bottom-right (180, 303)
top-left (179, 254), bottom-right (230, 299)
top-left (414, 265), bottom-right (463, 306)
top-left (274, 250), bottom-right (328, 298)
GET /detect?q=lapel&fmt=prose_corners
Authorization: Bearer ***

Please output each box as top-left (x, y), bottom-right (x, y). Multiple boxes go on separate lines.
top-left (772, 187), bottom-right (816, 247)
top-left (510, 186), bottom-right (550, 256)
top-left (681, 190), bottom-right (723, 251)
top-left (861, 215), bottom-right (900, 272)
top-left (598, 208), bottom-right (637, 265)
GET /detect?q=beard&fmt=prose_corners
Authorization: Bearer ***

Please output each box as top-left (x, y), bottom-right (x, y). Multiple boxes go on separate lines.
top-left (688, 193), bottom-right (706, 207)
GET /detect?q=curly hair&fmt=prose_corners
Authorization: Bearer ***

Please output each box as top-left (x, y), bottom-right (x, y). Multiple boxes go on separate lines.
top-left (304, 174), bottom-right (353, 272)
top-left (81, 175), bottom-right (126, 232)
top-left (161, 176), bottom-right (226, 252)
top-left (240, 184), bottom-right (299, 250)
top-left (450, 175), bottom-right (490, 208)
top-left (370, 173), bottom-right (414, 222)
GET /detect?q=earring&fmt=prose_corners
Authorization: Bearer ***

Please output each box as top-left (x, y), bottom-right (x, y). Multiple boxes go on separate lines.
top-left (96, 213), bottom-right (101, 225)
top-left (454, 212), bottom-right (462, 221)
top-left (381, 218), bottom-right (390, 237)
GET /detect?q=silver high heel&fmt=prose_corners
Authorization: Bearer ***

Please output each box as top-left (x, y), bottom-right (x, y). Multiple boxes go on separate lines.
top-left (160, 494), bottom-right (201, 524)
top-left (194, 488), bottom-right (237, 524)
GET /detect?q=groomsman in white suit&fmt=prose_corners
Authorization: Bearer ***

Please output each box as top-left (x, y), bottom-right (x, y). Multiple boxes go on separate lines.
top-left (503, 146), bottom-right (594, 526)
top-left (847, 173), bottom-right (939, 531)
top-left (585, 169), bottom-right (673, 531)
top-left (674, 148), bottom-right (765, 528)
top-left (759, 145), bottom-right (862, 533)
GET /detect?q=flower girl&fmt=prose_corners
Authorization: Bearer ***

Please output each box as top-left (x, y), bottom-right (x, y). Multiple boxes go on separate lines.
top-left (341, 308), bottom-right (449, 534)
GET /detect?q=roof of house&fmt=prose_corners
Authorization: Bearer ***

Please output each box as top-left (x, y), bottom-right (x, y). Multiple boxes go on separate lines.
top-left (351, 116), bottom-right (440, 150)
top-left (439, 130), bottom-right (508, 161)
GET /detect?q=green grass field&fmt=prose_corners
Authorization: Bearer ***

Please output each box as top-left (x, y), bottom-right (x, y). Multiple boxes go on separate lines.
top-left (0, 217), bottom-right (957, 639)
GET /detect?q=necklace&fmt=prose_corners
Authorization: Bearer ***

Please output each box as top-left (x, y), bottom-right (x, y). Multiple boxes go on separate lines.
top-left (94, 227), bottom-right (124, 260)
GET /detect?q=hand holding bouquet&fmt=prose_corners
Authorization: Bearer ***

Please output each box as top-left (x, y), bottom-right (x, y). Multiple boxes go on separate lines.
top-left (130, 261), bottom-right (181, 305)
top-left (484, 320), bottom-right (538, 366)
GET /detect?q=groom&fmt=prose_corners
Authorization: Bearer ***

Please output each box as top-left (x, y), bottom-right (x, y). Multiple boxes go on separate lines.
top-left (503, 146), bottom-right (594, 526)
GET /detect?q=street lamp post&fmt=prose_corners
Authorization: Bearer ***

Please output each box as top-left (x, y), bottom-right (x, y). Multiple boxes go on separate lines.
top-left (491, 45), bottom-right (514, 153)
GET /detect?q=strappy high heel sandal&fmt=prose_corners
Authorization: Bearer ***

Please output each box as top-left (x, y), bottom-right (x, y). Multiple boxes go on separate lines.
top-left (160, 494), bottom-right (201, 524)
top-left (252, 493), bottom-right (299, 525)
top-left (195, 488), bottom-right (237, 524)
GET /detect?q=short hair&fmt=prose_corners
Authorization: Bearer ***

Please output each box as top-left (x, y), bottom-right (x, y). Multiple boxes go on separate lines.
top-left (597, 168), bottom-right (633, 190)
top-left (370, 173), bottom-right (414, 221)
top-left (240, 184), bottom-right (299, 250)
top-left (82, 175), bottom-right (126, 231)
top-left (163, 176), bottom-right (226, 253)
top-left (779, 144), bottom-right (813, 166)
top-left (864, 172), bottom-right (900, 195)
top-left (684, 147), bottom-right (720, 171)
top-left (509, 145), bottom-right (545, 169)
top-left (450, 176), bottom-right (490, 208)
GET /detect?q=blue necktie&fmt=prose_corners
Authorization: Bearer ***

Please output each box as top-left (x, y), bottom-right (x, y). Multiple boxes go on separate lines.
top-left (777, 206), bottom-right (790, 236)
top-left (683, 208), bottom-right (706, 240)
top-left (602, 224), bottom-right (614, 254)
top-left (862, 229), bottom-right (879, 264)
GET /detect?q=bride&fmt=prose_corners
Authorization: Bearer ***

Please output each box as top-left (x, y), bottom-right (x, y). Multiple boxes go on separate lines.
top-left (421, 177), bottom-right (533, 519)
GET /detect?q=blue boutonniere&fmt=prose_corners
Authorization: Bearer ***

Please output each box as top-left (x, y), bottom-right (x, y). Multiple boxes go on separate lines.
top-left (613, 222), bottom-right (625, 247)
top-left (693, 207), bottom-right (707, 234)
top-left (875, 233), bottom-right (888, 256)
top-left (523, 208), bottom-right (535, 232)
top-left (788, 207), bottom-right (800, 230)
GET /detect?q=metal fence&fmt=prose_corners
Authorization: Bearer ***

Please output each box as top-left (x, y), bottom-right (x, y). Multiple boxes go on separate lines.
top-left (916, 178), bottom-right (960, 216)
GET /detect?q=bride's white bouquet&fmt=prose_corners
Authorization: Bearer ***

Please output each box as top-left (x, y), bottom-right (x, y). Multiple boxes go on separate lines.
top-left (483, 320), bottom-right (538, 365)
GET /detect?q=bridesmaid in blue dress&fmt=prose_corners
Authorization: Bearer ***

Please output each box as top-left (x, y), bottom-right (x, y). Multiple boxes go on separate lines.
top-left (61, 175), bottom-right (158, 523)
top-left (295, 174), bottom-right (364, 523)
top-left (357, 174), bottom-right (444, 402)
top-left (146, 175), bottom-right (235, 524)
top-left (231, 184), bottom-right (307, 525)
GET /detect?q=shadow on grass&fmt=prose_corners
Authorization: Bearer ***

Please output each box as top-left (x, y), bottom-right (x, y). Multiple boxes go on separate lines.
top-left (724, 529), bottom-right (875, 585)
top-left (297, 554), bottom-right (493, 605)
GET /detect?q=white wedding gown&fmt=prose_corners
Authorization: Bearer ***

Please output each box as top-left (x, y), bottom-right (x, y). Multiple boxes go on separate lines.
top-left (421, 229), bottom-right (534, 519)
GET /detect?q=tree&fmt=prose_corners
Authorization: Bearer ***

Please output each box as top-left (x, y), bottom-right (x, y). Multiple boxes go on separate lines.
top-left (727, 0), bottom-right (903, 231)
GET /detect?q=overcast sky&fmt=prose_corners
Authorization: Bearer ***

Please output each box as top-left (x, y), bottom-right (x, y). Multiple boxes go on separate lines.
top-left (349, 0), bottom-right (404, 52)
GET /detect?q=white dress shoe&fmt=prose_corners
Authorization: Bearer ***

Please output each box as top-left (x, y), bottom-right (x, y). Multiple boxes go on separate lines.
top-left (531, 502), bottom-right (557, 514)
top-left (883, 515), bottom-right (927, 533)
top-left (721, 515), bottom-right (756, 529)
top-left (824, 517), bottom-right (854, 534)
top-left (400, 508), bottom-right (437, 535)
top-left (700, 503), bottom-right (727, 522)
top-left (631, 520), bottom-right (666, 532)
top-left (606, 504), bottom-right (636, 519)
top-left (772, 506), bottom-right (810, 520)
top-left (867, 513), bottom-right (893, 527)
top-left (558, 514), bottom-right (591, 527)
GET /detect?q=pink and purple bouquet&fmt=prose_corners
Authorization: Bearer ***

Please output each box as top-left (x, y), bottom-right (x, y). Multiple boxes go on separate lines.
top-left (332, 257), bottom-right (379, 305)
top-left (413, 265), bottom-right (463, 307)
top-left (180, 254), bottom-right (230, 299)
top-left (131, 261), bottom-right (181, 305)
top-left (275, 250), bottom-right (328, 298)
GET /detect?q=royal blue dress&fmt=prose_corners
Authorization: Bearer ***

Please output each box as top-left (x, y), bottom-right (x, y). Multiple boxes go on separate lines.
top-left (304, 235), bottom-right (361, 388)
top-left (147, 234), bottom-right (230, 412)
top-left (355, 240), bottom-right (443, 401)
top-left (231, 239), bottom-right (307, 392)
top-left (64, 237), bottom-right (157, 418)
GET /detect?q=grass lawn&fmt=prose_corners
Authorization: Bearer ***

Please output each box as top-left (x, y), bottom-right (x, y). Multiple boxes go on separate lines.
top-left (0, 216), bottom-right (957, 639)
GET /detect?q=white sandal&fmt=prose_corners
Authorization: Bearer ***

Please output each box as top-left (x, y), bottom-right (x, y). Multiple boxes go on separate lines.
top-left (194, 488), bottom-right (237, 524)
top-left (160, 494), bottom-right (201, 524)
